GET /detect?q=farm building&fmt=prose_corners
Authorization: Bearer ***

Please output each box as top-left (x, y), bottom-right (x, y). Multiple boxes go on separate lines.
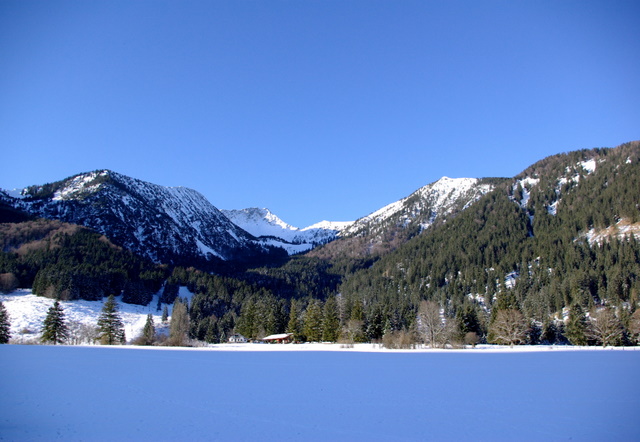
top-left (262, 333), bottom-right (293, 344)
top-left (228, 333), bottom-right (248, 343)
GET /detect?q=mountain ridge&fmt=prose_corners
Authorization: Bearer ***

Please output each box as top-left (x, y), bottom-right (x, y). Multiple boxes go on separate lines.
top-left (1, 170), bottom-right (284, 266)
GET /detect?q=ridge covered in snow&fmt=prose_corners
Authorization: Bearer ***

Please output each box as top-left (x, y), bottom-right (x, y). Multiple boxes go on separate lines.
top-left (222, 207), bottom-right (353, 254)
top-left (1, 170), bottom-right (278, 263)
top-left (343, 176), bottom-right (495, 237)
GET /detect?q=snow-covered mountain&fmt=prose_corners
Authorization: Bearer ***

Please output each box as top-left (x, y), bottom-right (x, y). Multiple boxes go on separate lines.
top-left (0, 171), bottom-right (497, 264)
top-left (1, 170), bottom-right (282, 264)
top-left (308, 176), bottom-right (500, 259)
top-left (222, 208), bottom-right (353, 254)
top-left (343, 177), bottom-right (496, 237)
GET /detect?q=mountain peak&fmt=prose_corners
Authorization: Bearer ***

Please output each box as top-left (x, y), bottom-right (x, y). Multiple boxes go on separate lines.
top-left (7, 170), bottom-right (283, 264)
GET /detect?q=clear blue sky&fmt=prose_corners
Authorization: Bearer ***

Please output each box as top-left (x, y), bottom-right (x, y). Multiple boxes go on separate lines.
top-left (1, 1), bottom-right (638, 227)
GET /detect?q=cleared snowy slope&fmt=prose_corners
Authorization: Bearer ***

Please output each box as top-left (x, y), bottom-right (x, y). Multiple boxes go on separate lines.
top-left (0, 288), bottom-right (193, 343)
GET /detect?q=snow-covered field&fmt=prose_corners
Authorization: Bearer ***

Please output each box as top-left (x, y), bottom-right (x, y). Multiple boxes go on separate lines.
top-left (2, 290), bottom-right (639, 440)
top-left (1, 345), bottom-right (638, 441)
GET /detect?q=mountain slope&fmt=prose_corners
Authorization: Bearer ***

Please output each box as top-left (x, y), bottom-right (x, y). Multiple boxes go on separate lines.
top-left (2, 170), bottom-right (284, 266)
top-left (338, 141), bottom-right (640, 335)
top-left (309, 176), bottom-right (502, 259)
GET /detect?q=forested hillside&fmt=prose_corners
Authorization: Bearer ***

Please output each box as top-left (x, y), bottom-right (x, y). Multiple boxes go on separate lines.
top-left (1, 141), bottom-right (639, 346)
top-left (337, 141), bottom-right (640, 344)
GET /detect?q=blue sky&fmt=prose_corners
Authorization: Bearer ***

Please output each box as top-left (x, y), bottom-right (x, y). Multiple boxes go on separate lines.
top-left (1, 1), bottom-right (639, 227)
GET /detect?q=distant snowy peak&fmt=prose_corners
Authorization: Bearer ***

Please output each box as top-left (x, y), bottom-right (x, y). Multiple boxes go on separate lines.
top-left (343, 176), bottom-right (494, 236)
top-left (222, 208), bottom-right (297, 239)
top-left (222, 207), bottom-right (353, 254)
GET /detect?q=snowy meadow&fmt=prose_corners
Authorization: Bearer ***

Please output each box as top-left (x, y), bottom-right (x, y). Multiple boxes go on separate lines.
top-left (1, 345), bottom-right (638, 441)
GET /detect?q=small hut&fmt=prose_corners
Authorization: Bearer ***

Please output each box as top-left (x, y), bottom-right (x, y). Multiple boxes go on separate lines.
top-left (261, 333), bottom-right (293, 344)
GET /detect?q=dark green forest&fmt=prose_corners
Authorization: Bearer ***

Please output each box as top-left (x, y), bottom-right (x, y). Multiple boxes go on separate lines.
top-left (1, 141), bottom-right (640, 346)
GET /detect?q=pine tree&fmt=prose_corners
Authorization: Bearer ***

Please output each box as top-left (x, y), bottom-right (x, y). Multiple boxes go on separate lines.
top-left (162, 305), bottom-right (169, 323)
top-left (97, 295), bottom-right (126, 345)
top-left (0, 301), bottom-right (11, 344)
top-left (565, 303), bottom-right (588, 346)
top-left (41, 300), bottom-right (69, 344)
top-left (303, 299), bottom-right (323, 342)
top-left (322, 296), bottom-right (340, 342)
top-left (141, 314), bottom-right (155, 345)
top-left (287, 299), bottom-right (302, 342)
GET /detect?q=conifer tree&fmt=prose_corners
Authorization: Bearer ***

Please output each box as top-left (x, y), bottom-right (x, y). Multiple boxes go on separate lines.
top-left (287, 299), bottom-right (302, 342)
top-left (141, 314), bottom-right (155, 345)
top-left (162, 305), bottom-right (169, 323)
top-left (41, 300), bottom-right (69, 344)
top-left (0, 301), bottom-right (11, 344)
top-left (322, 296), bottom-right (340, 342)
top-left (303, 299), bottom-right (323, 342)
top-left (565, 303), bottom-right (588, 346)
top-left (97, 295), bottom-right (126, 345)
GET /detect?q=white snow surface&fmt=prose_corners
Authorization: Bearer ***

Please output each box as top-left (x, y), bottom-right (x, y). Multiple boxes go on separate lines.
top-left (580, 158), bottom-right (597, 173)
top-left (1, 345), bottom-right (638, 441)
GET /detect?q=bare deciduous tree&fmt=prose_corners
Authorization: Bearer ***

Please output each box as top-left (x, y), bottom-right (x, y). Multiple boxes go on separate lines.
top-left (67, 321), bottom-right (100, 345)
top-left (587, 307), bottom-right (623, 347)
top-left (418, 300), bottom-right (454, 348)
top-left (488, 309), bottom-right (528, 346)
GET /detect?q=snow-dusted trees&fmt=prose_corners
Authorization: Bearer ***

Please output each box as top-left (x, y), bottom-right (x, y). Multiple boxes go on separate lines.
top-left (41, 300), bottom-right (69, 344)
top-left (488, 309), bottom-right (528, 346)
top-left (97, 295), bottom-right (126, 345)
top-left (0, 301), bottom-right (11, 343)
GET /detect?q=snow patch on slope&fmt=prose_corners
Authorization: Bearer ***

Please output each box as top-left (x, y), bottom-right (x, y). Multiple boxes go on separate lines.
top-left (583, 219), bottom-right (640, 245)
top-left (52, 171), bottom-right (108, 201)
